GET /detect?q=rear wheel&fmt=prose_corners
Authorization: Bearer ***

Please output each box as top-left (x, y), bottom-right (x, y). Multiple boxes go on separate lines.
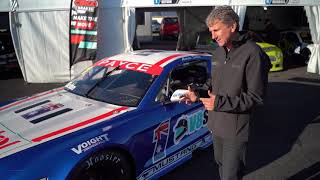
top-left (68, 150), bottom-right (134, 180)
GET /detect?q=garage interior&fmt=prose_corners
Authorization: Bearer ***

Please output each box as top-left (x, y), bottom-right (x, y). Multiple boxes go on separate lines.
top-left (137, 6), bottom-right (311, 70)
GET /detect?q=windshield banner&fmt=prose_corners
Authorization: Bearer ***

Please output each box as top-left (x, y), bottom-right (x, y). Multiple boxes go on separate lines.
top-left (69, 0), bottom-right (99, 66)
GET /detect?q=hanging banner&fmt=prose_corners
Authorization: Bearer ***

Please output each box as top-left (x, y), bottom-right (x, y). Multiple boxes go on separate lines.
top-left (70, 0), bottom-right (99, 66)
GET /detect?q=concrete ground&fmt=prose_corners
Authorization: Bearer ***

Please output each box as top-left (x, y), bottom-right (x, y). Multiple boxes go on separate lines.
top-left (1, 44), bottom-right (320, 179)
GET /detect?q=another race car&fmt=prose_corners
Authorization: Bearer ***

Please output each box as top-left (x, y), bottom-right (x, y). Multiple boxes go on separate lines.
top-left (195, 30), bottom-right (284, 72)
top-left (247, 31), bottom-right (284, 72)
top-left (0, 50), bottom-right (213, 180)
top-left (0, 37), bottom-right (19, 73)
top-left (279, 28), bottom-right (313, 64)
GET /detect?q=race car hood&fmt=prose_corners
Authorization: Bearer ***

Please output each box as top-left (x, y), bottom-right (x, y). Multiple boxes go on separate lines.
top-left (0, 88), bottom-right (131, 158)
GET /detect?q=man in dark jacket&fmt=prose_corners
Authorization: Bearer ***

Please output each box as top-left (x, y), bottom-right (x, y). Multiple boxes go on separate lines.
top-left (182, 6), bottom-right (271, 180)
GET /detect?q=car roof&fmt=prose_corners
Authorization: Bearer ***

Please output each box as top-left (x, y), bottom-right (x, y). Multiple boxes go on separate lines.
top-left (94, 50), bottom-right (209, 75)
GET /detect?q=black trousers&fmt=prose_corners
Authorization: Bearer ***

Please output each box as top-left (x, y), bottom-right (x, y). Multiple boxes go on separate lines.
top-left (213, 135), bottom-right (247, 180)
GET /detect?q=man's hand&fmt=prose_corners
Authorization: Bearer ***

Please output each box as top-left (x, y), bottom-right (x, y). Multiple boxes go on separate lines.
top-left (179, 86), bottom-right (198, 104)
top-left (200, 90), bottom-right (216, 111)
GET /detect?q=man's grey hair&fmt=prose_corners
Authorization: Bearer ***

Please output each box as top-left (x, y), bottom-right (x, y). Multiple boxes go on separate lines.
top-left (206, 6), bottom-right (239, 30)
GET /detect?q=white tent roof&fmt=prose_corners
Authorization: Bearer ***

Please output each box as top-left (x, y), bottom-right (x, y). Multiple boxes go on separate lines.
top-left (0, 1), bottom-right (10, 12)
top-left (123, 0), bottom-right (320, 7)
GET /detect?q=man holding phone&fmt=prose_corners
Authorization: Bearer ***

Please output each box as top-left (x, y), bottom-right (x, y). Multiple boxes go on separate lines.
top-left (181, 6), bottom-right (271, 180)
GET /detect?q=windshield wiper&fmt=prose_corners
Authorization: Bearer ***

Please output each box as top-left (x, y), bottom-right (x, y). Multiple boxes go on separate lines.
top-left (84, 66), bottom-right (121, 97)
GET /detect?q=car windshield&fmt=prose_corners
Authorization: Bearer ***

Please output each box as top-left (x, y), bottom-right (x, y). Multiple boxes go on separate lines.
top-left (64, 66), bottom-right (157, 107)
top-left (164, 18), bottom-right (178, 24)
top-left (152, 20), bottom-right (160, 25)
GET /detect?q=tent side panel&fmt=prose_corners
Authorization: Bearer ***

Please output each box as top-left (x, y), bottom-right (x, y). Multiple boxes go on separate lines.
top-left (17, 10), bottom-right (70, 83)
top-left (97, 7), bottom-right (126, 59)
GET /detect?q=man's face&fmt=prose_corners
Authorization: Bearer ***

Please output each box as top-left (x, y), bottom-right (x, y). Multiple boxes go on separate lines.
top-left (208, 19), bottom-right (236, 47)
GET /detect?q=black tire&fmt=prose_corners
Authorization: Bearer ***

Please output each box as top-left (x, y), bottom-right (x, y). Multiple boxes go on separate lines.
top-left (68, 150), bottom-right (134, 180)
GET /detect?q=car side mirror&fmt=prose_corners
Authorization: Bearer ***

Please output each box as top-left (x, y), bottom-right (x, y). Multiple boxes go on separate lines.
top-left (170, 89), bottom-right (188, 102)
top-left (161, 89), bottom-right (188, 106)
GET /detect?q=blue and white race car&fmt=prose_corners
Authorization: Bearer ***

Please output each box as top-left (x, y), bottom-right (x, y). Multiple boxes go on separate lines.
top-left (0, 50), bottom-right (213, 180)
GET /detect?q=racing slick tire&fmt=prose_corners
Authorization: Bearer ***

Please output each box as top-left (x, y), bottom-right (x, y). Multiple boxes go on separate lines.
top-left (68, 150), bottom-right (134, 180)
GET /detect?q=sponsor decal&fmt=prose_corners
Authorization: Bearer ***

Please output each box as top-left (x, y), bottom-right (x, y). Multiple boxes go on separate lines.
top-left (152, 120), bottom-right (170, 163)
top-left (32, 106), bottom-right (128, 142)
top-left (173, 110), bottom-right (208, 144)
top-left (95, 59), bottom-right (162, 75)
top-left (154, 0), bottom-right (179, 5)
top-left (133, 50), bottom-right (164, 56)
top-left (65, 82), bottom-right (77, 91)
top-left (85, 152), bottom-right (121, 169)
top-left (181, 55), bottom-right (203, 61)
top-left (71, 133), bottom-right (109, 154)
top-left (265, 0), bottom-right (290, 4)
top-left (0, 130), bottom-right (20, 150)
top-left (70, 0), bottom-right (99, 66)
top-left (154, 0), bottom-right (191, 5)
top-left (30, 108), bottom-right (73, 124)
top-left (0, 88), bottom-right (63, 111)
top-left (138, 134), bottom-right (211, 180)
top-left (74, 0), bottom-right (98, 7)
top-left (14, 100), bottom-right (51, 113)
top-left (21, 103), bottom-right (64, 119)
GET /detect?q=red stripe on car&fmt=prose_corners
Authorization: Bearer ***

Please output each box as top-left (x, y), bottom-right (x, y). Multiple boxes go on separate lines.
top-left (0, 140), bottom-right (21, 150)
top-left (154, 53), bottom-right (184, 66)
top-left (32, 106), bottom-right (128, 142)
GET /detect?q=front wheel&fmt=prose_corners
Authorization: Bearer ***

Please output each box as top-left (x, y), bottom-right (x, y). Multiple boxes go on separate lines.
top-left (68, 150), bottom-right (134, 180)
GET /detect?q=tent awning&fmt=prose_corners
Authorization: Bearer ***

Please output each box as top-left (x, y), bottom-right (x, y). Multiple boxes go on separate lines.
top-left (123, 0), bottom-right (320, 8)
top-left (0, 1), bottom-right (10, 12)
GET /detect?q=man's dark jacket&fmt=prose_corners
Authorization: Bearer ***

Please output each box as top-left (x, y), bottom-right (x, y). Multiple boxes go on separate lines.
top-left (208, 32), bottom-right (271, 141)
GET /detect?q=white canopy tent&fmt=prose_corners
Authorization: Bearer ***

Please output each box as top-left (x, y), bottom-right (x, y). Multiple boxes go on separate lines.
top-left (305, 6), bottom-right (320, 74)
top-left (1, 0), bottom-right (133, 83)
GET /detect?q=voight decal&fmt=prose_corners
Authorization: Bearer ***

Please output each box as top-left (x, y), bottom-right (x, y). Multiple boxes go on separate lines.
top-left (71, 134), bottom-right (109, 154)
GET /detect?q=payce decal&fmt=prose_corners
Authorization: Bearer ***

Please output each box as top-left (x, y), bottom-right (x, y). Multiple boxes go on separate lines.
top-left (173, 110), bottom-right (208, 144)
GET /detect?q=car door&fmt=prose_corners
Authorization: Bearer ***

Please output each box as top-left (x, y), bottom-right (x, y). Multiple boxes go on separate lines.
top-left (134, 59), bottom-right (212, 179)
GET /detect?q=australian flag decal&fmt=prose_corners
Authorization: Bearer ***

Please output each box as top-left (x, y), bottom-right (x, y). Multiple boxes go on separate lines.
top-left (152, 120), bottom-right (170, 163)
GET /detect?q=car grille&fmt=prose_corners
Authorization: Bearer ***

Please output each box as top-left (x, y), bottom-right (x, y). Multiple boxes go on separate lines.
top-left (263, 47), bottom-right (275, 52)
top-left (269, 56), bottom-right (277, 61)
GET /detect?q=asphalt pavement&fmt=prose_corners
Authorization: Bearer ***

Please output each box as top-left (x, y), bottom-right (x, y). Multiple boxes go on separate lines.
top-left (1, 56), bottom-right (320, 180)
